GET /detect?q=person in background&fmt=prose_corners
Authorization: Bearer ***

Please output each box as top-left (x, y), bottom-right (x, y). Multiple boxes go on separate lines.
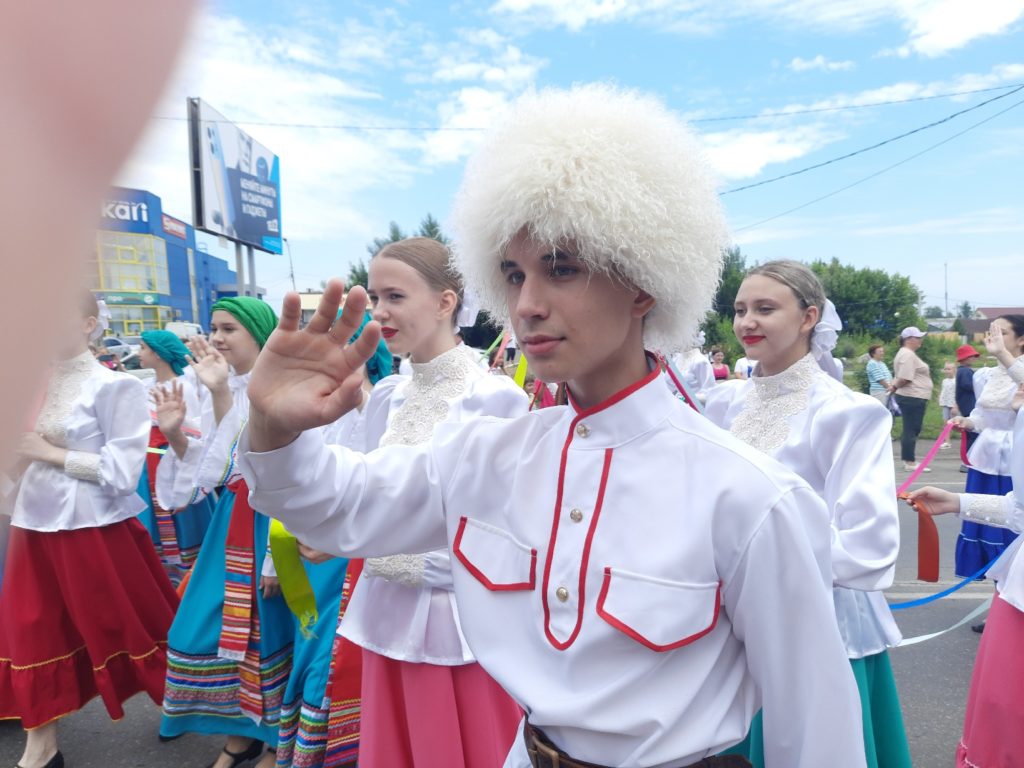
top-left (940, 361), bottom-right (957, 449)
top-left (710, 346), bottom-right (731, 382)
top-left (734, 354), bottom-right (755, 380)
top-left (956, 344), bottom-right (981, 473)
top-left (891, 326), bottom-right (933, 472)
top-left (865, 344), bottom-right (893, 406)
top-left (0, 290), bottom-right (177, 768)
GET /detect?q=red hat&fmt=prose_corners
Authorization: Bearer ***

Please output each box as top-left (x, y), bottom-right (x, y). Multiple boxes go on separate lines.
top-left (956, 344), bottom-right (980, 362)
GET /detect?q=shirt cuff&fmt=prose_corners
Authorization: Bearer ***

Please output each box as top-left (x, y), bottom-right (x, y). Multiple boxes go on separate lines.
top-left (238, 427), bottom-right (323, 493)
top-left (64, 450), bottom-right (102, 484)
top-left (960, 493), bottom-right (1011, 529)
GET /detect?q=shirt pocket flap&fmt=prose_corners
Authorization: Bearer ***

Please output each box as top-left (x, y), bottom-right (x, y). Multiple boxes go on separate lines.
top-left (453, 516), bottom-right (537, 591)
top-left (597, 567), bottom-right (721, 651)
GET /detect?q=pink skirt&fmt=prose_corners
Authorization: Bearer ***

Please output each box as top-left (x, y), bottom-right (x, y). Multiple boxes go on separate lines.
top-left (359, 650), bottom-right (523, 768)
top-left (957, 594), bottom-right (1024, 767)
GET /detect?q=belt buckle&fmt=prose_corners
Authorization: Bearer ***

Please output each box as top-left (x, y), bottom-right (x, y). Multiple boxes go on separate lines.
top-left (531, 734), bottom-right (562, 768)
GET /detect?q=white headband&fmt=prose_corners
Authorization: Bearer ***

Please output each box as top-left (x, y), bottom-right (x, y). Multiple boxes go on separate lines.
top-left (456, 290), bottom-right (480, 330)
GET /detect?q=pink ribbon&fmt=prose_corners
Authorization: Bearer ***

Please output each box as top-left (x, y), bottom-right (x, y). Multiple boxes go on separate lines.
top-left (896, 422), bottom-right (955, 495)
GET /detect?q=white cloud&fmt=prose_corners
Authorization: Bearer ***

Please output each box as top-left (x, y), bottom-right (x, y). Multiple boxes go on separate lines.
top-left (422, 87), bottom-right (513, 165)
top-left (788, 55), bottom-right (855, 72)
top-left (851, 207), bottom-right (1024, 237)
top-left (701, 124), bottom-right (843, 180)
top-left (489, 0), bottom-right (1024, 56)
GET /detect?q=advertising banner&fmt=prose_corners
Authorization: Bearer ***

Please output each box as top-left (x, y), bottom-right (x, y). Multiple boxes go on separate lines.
top-left (188, 98), bottom-right (283, 254)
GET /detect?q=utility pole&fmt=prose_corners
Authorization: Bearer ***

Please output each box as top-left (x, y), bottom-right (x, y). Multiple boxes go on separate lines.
top-left (284, 237), bottom-right (297, 292)
top-left (944, 262), bottom-right (948, 316)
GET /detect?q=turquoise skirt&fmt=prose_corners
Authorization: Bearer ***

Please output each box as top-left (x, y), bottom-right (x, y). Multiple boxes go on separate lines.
top-left (721, 650), bottom-right (911, 768)
top-left (160, 489), bottom-right (294, 744)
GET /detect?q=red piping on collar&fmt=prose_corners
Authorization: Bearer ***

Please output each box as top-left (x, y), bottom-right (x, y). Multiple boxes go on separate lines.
top-left (565, 352), bottom-right (662, 418)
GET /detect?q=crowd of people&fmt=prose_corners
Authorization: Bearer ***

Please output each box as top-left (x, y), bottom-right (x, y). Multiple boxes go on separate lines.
top-left (1, 83), bottom-right (1022, 768)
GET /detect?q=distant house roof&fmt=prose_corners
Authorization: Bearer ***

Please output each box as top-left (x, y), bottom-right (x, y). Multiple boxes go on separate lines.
top-left (961, 318), bottom-right (992, 335)
top-left (974, 307), bottom-right (1024, 319)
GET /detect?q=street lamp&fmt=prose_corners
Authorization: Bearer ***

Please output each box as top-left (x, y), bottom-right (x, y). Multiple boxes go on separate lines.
top-left (283, 237), bottom-right (297, 292)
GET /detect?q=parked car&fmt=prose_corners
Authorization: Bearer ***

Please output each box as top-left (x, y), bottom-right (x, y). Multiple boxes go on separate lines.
top-left (100, 337), bottom-right (134, 360)
top-left (164, 321), bottom-right (203, 340)
top-left (121, 335), bottom-right (144, 353)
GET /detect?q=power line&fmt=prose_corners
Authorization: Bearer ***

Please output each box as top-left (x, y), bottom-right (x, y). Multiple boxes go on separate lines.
top-left (722, 84), bottom-right (1024, 195)
top-left (733, 95), bottom-right (1024, 233)
top-left (693, 83), bottom-right (1024, 123)
top-left (153, 83), bottom-right (1024, 133)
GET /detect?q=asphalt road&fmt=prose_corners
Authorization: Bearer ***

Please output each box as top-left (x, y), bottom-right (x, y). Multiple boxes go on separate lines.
top-left (0, 439), bottom-right (994, 767)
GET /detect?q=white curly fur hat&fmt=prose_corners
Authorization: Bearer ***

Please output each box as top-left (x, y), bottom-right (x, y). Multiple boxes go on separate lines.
top-left (450, 83), bottom-right (730, 354)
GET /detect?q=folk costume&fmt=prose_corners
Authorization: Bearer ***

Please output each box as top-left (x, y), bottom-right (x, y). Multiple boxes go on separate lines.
top-left (0, 352), bottom-right (178, 729)
top-left (951, 362), bottom-right (1024, 767)
top-left (705, 342), bottom-right (910, 768)
top-left (137, 330), bottom-right (214, 585)
top-left (240, 85), bottom-right (867, 768)
top-left (954, 357), bottom-right (1024, 577)
top-left (334, 343), bottom-right (528, 767)
top-left (155, 298), bottom-right (294, 749)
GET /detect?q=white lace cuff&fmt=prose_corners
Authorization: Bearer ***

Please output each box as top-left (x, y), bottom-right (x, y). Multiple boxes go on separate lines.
top-left (365, 553), bottom-right (426, 588)
top-left (64, 450), bottom-right (102, 484)
top-left (960, 493), bottom-right (1011, 529)
top-left (1008, 357), bottom-right (1024, 386)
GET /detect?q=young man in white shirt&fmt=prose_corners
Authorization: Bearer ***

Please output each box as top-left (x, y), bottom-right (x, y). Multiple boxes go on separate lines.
top-left (240, 84), bottom-right (866, 768)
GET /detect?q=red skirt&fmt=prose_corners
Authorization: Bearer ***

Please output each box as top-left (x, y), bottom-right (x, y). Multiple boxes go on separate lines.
top-left (359, 651), bottom-right (522, 768)
top-left (0, 518), bottom-right (179, 729)
top-left (957, 593), bottom-right (1024, 767)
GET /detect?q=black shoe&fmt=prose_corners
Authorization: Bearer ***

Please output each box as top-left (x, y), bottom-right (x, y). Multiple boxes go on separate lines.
top-left (158, 733), bottom-right (182, 743)
top-left (960, 464), bottom-right (969, 473)
top-left (16, 751), bottom-right (64, 768)
top-left (206, 740), bottom-right (263, 768)
top-left (972, 621), bottom-right (985, 633)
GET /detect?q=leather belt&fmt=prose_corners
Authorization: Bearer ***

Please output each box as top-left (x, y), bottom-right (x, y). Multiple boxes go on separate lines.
top-left (523, 721), bottom-right (752, 768)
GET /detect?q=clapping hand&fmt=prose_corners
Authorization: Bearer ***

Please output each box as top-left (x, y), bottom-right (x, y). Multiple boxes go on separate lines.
top-left (247, 281), bottom-right (381, 452)
top-left (187, 336), bottom-right (230, 393)
top-left (984, 322), bottom-right (1006, 356)
top-left (152, 380), bottom-right (187, 436)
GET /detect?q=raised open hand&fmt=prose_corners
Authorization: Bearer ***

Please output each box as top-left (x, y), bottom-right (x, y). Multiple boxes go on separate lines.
top-left (152, 380), bottom-right (187, 436)
top-left (187, 336), bottom-right (230, 393)
top-left (247, 280), bottom-right (381, 451)
top-left (984, 321), bottom-right (1006, 356)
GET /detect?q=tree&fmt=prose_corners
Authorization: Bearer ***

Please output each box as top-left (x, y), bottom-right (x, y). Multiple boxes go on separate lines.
top-left (345, 260), bottom-right (369, 290)
top-left (809, 258), bottom-right (922, 340)
top-left (418, 213), bottom-right (449, 244)
top-left (367, 221), bottom-right (407, 258)
top-left (924, 305), bottom-right (945, 319)
top-left (957, 301), bottom-right (974, 319)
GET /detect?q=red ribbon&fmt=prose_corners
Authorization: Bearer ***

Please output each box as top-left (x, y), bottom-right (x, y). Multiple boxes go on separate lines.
top-left (899, 492), bottom-right (940, 583)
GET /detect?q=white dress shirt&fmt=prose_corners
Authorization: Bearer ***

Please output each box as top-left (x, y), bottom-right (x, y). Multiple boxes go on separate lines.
top-left (966, 357), bottom-right (1024, 476)
top-left (340, 345), bottom-right (529, 665)
top-left (705, 354), bottom-right (901, 658)
top-left (669, 349), bottom-right (715, 403)
top-left (13, 351), bottom-right (149, 531)
top-left (240, 362), bottom-right (865, 768)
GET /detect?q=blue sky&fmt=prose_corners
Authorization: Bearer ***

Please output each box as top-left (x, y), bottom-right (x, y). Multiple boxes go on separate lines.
top-left (119, 0), bottom-right (1024, 321)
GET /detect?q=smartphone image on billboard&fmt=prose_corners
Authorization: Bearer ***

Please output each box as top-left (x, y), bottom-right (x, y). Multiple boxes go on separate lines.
top-left (205, 121), bottom-right (236, 237)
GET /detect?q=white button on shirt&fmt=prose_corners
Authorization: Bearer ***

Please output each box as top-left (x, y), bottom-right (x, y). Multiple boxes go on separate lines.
top-left (241, 363), bottom-right (866, 768)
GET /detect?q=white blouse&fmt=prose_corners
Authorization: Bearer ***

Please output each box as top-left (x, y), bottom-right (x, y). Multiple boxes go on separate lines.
top-left (959, 361), bottom-right (1024, 611)
top-left (669, 349), bottom-right (715, 403)
top-left (240, 363), bottom-right (866, 768)
top-left (704, 354), bottom-right (901, 658)
top-left (338, 344), bottom-right (529, 665)
top-left (12, 351), bottom-right (150, 532)
top-left (965, 357), bottom-right (1024, 476)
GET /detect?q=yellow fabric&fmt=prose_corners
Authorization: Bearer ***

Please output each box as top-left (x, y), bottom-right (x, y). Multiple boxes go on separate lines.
top-left (268, 520), bottom-right (318, 638)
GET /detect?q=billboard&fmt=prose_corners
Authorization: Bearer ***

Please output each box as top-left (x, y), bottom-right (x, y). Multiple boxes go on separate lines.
top-left (188, 98), bottom-right (283, 254)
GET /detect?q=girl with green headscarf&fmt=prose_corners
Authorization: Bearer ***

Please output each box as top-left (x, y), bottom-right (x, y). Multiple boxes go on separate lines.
top-left (153, 296), bottom-right (291, 768)
top-left (135, 330), bottom-right (214, 587)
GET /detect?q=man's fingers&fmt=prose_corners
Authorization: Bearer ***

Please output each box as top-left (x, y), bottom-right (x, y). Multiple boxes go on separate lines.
top-left (345, 318), bottom-right (382, 365)
top-left (306, 278), bottom-right (345, 335)
top-left (279, 292), bottom-right (301, 333)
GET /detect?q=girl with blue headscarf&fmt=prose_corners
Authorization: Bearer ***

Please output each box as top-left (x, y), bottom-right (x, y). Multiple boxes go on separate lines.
top-left (136, 330), bottom-right (214, 585)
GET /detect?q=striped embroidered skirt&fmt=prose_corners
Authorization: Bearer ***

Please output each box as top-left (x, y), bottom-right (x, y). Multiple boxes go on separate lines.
top-left (274, 556), bottom-right (354, 768)
top-left (160, 489), bottom-right (294, 744)
top-left (0, 519), bottom-right (178, 729)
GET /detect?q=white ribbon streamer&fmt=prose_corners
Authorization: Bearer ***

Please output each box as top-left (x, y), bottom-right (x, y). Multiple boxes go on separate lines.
top-left (811, 299), bottom-right (843, 381)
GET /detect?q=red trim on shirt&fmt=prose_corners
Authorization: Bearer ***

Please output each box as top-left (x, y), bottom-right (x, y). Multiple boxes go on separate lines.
top-left (541, 446), bottom-right (614, 651)
top-left (565, 353), bottom-right (662, 417)
top-left (596, 568), bottom-right (722, 652)
top-left (659, 355), bottom-right (700, 413)
top-left (453, 516), bottom-right (537, 591)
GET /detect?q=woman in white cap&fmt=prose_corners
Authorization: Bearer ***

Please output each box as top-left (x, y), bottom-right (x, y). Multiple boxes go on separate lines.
top-left (891, 326), bottom-right (932, 471)
top-left (238, 84), bottom-right (867, 768)
top-left (705, 261), bottom-right (909, 768)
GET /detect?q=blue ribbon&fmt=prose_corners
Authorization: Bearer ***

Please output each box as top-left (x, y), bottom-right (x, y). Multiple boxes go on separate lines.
top-left (889, 547), bottom-right (1010, 611)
